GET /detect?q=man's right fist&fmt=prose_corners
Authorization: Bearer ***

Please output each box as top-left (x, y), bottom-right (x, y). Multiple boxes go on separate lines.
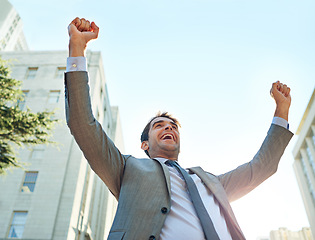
top-left (68, 17), bottom-right (99, 57)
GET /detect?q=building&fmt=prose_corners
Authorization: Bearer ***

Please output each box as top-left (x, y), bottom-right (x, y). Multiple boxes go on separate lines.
top-left (0, 0), bottom-right (28, 51)
top-left (270, 227), bottom-right (313, 240)
top-left (292, 88), bottom-right (315, 238)
top-left (0, 1), bottom-right (123, 239)
top-left (0, 50), bottom-right (124, 239)
top-left (256, 237), bottom-right (270, 240)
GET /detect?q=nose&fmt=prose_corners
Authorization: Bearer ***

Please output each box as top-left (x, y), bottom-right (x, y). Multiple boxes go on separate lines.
top-left (165, 124), bottom-right (173, 130)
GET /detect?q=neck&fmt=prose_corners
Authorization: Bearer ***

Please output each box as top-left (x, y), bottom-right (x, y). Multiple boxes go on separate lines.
top-left (150, 153), bottom-right (178, 161)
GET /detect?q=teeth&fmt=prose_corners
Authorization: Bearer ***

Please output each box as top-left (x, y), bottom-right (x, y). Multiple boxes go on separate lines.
top-left (163, 134), bottom-right (173, 140)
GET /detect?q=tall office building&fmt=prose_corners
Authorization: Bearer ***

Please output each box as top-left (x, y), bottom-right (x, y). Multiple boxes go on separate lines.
top-left (0, 50), bottom-right (123, 239)
top-left (270, 227), bottom-right (313, 240)
top-left (0, 0), bottom-right (28, 51)
top-left (292, 88), bottom-right (315, 237)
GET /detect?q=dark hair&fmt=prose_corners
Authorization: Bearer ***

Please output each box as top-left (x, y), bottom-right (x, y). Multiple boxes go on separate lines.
top-left (140, 112), bottom-right (180, 157)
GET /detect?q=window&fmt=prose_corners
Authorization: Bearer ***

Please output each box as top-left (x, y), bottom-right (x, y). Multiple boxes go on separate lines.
top-left (301, 157), bottom-right (313, 189)
top-left (306, 146), bottom-right (315, 174)
top-left (26, 67), bottom-right (38, 80)
top-left (13, 15), bottom-right (20, 27)
top-left (17, 90), bottom-right (29, 110)
top-left (13, 18), bottom-right (18, 27)
top-left (5, 32), bottom-right (10, 42)
top-left (21, 171), bottom-right (38, 193)
top-left (31, 148), bottom-right (44, 159)
top-left (56, 67), bottom-right (66, 78)
top-left (48, 90), bottom-right (60, 103)
top-left (100, 87), bottom-right (104, 100)
top-left (8, 211), bottom-right (28, 238)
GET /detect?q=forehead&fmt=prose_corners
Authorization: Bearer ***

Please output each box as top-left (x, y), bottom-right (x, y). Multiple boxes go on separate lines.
top-left (150, 117), bottom-right (176, 128)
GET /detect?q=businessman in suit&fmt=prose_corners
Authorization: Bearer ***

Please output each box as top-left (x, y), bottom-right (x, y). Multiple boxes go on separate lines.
top-left (65, 17), bottom-right (293, 240)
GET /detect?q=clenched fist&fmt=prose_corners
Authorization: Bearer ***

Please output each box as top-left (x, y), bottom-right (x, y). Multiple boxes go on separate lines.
top-left (270, 81), bottom-right (291, 121)
top-left (68, 17), bottom-right (99, 57)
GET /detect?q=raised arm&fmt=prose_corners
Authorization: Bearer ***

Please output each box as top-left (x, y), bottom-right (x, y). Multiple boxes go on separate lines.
top-left (218, 81), bottom-right (293, 202)
top-left (65, 18), bottom-right (127, 199)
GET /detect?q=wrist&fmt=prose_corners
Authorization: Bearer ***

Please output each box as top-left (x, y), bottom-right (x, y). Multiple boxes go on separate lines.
top-left (274, 106), bottom-right (289, 121)
top-left (68, 37), bottom-right (86, 57)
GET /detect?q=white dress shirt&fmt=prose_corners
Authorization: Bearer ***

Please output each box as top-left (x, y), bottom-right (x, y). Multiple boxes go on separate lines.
top-left (66, 56), bottom-right (289, 239)
top-left (155, 157), bottom-right (232, 240)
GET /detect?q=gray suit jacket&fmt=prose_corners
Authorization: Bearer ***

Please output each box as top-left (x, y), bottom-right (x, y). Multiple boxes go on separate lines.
top-left (65, 71), bottom-right (293, 240)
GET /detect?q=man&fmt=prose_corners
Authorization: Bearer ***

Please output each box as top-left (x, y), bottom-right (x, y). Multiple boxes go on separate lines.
top-left (65, 17), bottom-right (293, 240)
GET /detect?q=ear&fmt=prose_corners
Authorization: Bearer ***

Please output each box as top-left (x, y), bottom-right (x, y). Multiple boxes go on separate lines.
top-left (141, 141), bottom-right (149, 151)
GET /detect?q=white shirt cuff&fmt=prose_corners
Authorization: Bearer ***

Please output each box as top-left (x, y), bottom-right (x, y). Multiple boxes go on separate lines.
top-left (272, 117), bottom-right (289, 130)
top-left (66, 57), bottom-right (87, 72)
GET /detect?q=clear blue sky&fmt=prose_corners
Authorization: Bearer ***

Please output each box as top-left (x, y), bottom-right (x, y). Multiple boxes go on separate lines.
top-left (8, 0), bottom-right (315, 238)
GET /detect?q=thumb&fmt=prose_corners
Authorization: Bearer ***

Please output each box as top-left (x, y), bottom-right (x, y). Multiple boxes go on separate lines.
top-left (68, 17), bottom-right (81, 36)
top-left (90, 22), bottom-right (99, 38)
top-left (270, 81), bottom-right (280, 99)
top-left (68, 23), bottom-right (78, 37)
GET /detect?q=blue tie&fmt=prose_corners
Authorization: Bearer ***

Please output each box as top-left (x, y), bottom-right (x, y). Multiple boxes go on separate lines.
top-left (166, 160), bottom-right (220, 240)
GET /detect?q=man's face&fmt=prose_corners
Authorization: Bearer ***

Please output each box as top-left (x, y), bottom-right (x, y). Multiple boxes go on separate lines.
top-left (141, 117), bottom-right (180, 160)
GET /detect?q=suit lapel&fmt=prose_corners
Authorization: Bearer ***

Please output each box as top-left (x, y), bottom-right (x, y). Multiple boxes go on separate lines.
top-left (189, 166), bottom-right (246, 240)
top-left (153, 159), bottom-right (172, 198)
top-left (188, 167), bottom-right (232, 214)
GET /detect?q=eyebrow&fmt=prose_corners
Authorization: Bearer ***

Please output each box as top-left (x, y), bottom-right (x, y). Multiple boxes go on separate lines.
top-left (151, 120), bottom-right (178, 129)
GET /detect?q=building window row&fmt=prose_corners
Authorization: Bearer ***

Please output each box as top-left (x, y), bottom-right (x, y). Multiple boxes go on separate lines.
top-left (25, 66), bottom-right (66, 80)
top-left (12, 15), bottom-right (21, 28)
top-left (0, 15), bottom-right (21, 51)
top-left (301, 157), bottom-right (315, 206)
top-left (18, 90), bottom-right (61, 110)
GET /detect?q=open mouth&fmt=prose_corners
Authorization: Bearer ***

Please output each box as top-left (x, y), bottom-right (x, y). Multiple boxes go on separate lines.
top-left (161, 133), bottom-right (175, 141)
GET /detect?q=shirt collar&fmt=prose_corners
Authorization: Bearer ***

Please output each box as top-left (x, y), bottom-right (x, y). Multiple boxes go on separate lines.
top-left (154, 157), bottom-right (178, 164)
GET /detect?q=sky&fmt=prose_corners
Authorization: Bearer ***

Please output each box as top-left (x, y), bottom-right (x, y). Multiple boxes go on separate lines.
top-left (7, 0), bottom-right (315, 239)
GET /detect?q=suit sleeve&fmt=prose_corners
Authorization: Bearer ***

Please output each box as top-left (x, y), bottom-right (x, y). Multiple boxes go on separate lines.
top-left (218, 124), bottom-right (293, 202)
top-left (64, 71), bottom-right (127, 199)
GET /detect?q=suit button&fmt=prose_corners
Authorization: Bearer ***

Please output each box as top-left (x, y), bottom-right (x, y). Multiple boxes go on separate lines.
top-left (161, 207), bottom-right (168, 214)
top-left (149, 235), bottom-right (156, 240)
